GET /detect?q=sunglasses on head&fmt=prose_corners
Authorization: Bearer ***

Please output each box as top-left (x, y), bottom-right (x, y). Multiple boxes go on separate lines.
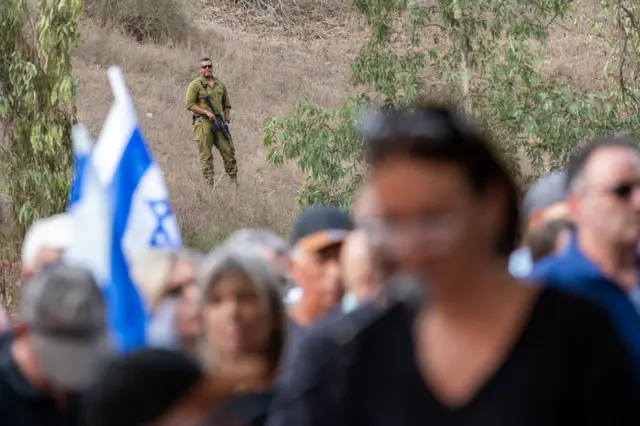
top-left (201, 64), bottom-right (212, 69)
top-left (358, 106), bottom-right (476, 142)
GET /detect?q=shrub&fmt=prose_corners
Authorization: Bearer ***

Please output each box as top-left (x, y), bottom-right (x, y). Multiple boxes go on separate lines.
top-left (84, 0), bottom-right (192, 44)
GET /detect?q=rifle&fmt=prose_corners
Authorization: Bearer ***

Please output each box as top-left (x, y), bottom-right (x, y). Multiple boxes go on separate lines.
top-left (200, 82), bottom-right (234, 150)
top-left (212, 112), bottom-right (233, 148)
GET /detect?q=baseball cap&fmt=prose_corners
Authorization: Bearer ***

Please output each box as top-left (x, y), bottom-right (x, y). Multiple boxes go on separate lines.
top-left (20, 263), bottom-right (110, 390)
top-left (290, 204), bottom-right (354, 252)
top-left (522, 172), bottom-right (568, 226)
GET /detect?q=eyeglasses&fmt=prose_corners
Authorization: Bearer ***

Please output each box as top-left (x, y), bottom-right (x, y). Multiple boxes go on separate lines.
top-left (201, 64), bottom-right (213, 69)
top-left (358, 106), bottom-right (477, 142)
top-left (360, 214), bottom-right (463, 247)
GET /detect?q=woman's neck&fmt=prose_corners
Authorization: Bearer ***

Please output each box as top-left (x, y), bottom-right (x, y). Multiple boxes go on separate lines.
top-left (424, 266), bottom-right (517, 320)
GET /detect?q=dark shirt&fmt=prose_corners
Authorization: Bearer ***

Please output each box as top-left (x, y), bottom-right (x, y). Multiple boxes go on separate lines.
top-left (0, 332), bottom-right (84, 426)
top-left (278, 306), bottom-right (344, 378)
top-left (530, 236), bottom-right (640, 379)
top-left (203, 392), bottom-right (273, 426)
top-left (266, 288), bottom-right (639, 426)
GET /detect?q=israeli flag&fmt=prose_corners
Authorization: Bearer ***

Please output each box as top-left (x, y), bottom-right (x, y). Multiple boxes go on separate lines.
top-left (66, 66), bottom-right (182, 352)
top-left (65, 126), bottom-right (111, 288)
top-left (68, 125), bottom-right (93, 207)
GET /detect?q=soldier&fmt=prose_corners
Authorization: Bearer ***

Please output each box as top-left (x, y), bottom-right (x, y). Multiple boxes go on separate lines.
top-left (185, 58), bottom-right (238, 186)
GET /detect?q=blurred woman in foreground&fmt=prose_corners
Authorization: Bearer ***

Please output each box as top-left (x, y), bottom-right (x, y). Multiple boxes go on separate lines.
top-left (265, 103), bottom-right (638, 426)
top-left (198, 244), bottom-right (287, 426)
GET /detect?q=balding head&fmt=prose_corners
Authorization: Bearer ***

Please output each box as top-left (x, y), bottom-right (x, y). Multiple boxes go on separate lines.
top-left (567, 135), bottom-right (640, 247)
top-left (21, 214), bottom-right (72, 279)
top-left (340, 230), bottom-right (376, 303)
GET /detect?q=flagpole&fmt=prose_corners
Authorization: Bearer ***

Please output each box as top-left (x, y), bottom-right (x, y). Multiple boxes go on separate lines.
top-left (107, 66), bottom-right (130, 104)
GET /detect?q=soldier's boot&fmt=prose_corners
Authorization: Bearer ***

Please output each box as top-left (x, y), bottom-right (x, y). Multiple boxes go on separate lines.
top-left (204, 172), bottom-right (215, 186)
top-left (230, 174), bottom-right (239, 188)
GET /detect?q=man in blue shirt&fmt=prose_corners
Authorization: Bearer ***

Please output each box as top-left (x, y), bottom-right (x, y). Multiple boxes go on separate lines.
top-left (530, 134), bottom-right (640, 378)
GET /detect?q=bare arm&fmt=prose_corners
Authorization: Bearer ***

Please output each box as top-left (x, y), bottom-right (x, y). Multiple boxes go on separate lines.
top-left (190, 105), bottom-right (214, 119)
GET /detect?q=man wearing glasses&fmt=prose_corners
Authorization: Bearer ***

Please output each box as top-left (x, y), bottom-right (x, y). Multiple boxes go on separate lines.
top-left (530, 134), bottom-right (640, 380)
top-left (185, 57), bottom-right (238, 186)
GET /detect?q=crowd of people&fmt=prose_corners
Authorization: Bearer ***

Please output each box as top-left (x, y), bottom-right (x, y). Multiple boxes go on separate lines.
top-left (1, 104), bottom-right (639, 425)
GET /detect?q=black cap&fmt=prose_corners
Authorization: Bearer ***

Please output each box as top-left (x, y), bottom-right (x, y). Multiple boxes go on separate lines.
top-left (84, 348), bottom-right (203, 426)
top-left (290, 204), bottom-right (354, 252)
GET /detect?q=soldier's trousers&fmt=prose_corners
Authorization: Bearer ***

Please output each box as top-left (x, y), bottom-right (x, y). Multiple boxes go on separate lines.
top-left (193, 120), bottom-right (238, 184)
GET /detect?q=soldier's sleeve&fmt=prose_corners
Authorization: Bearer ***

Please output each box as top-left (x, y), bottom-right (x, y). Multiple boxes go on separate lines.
top-left (222, 84), bottom-right (232, 110)
top-left (185, 81), bottom-right (198, 110)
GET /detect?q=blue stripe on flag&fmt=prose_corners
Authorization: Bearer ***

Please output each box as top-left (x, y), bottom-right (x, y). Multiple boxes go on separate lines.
top-left (69, 154), bottom-right (88, 207)
top-left (106, 127), bottom-right (152, 352)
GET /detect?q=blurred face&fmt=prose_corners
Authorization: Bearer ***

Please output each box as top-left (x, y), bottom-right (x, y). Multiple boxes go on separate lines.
top-left (202, 272), bottom-right (272, 361)
top-left (199, 60), bottom-right (213, 78)
top-left (571, 147), bottom-right (640, 247)
top-left (167, 257), bottom-right (195, 291)
top-left (364, 156), bottom-right (504, 284)
top-left (22, 247), bottom-right (64, 279)
top-left (290, 243), bottom-right (344, 314)
top-left (340, 231), bottom-right (375, 302)
top-left (176, 284), bottom-right (200, 341)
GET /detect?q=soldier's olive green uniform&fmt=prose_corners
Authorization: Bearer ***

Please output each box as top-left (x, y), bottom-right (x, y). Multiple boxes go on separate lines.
top-left (185, 77), bottom-right (237, 183)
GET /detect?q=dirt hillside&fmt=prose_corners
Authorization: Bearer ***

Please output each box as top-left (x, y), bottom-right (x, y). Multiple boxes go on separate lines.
top-left (73, 1), bottom-right (608, 250)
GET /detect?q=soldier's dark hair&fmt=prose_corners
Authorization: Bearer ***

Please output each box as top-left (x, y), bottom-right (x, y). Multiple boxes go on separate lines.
top-left (199, 57), bottom-right (212, 65)
top-left (566, 133), bottom-right (640, 193)
top-left (363, 102), bottom-right (521, 257)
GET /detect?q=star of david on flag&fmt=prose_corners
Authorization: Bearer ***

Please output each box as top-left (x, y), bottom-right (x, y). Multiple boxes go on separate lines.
top-left (65, 66), bottom-right (182, 353)
top-left (147, 199), bottom-right (177, 247)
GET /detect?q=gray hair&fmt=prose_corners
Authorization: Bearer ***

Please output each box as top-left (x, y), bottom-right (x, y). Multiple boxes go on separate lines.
top-left (224, 228), bottom-right (289, 256)
top-left (197, 243), bottom-right (287, 371)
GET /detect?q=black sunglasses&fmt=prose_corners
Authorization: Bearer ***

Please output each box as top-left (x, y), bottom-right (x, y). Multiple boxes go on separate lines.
top-left (610, 182), bottom-right (640, 200)
top-left (201, 64), bottom-right (212, 69)
top-left (358, 106), bottom-right (476, 142)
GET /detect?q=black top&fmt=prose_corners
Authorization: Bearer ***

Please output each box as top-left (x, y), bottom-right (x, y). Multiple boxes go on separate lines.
top-left (0, 332), bottom-right (85, 426)
top-left (203, 392), bottom-right (273, 426)
top-left (278, 306), bottom-right (344, 380)
top-left (266, 288), bottom-right (639, 426)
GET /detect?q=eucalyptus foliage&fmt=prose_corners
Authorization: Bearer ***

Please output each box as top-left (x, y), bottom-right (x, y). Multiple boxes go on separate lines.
top-left (0, 0), bottom-right (81, 236)
top-left (265, 0), bottom-right (640, 208)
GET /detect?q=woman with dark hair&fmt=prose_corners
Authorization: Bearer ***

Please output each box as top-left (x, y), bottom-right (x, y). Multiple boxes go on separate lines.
top-left (265, 104), bottom-right (638, 426)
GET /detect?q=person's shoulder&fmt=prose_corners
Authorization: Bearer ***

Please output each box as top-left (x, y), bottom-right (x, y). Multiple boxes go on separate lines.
top-left (527, 252), bottom-right (567, 282)
top-left (187, 77), bottom-right (203, 88)
top-left (535, 287), bottom-right (618, 336)
top-left (277, 301), bottom-right (393, 388)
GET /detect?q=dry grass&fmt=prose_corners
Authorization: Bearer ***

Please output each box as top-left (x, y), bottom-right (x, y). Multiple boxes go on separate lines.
top-left (1, 0), bottom-right (617, 259)
top-left (73, 18), bottom-right (363, 251)
top-left (0, 0), bottom-right (620, 315)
